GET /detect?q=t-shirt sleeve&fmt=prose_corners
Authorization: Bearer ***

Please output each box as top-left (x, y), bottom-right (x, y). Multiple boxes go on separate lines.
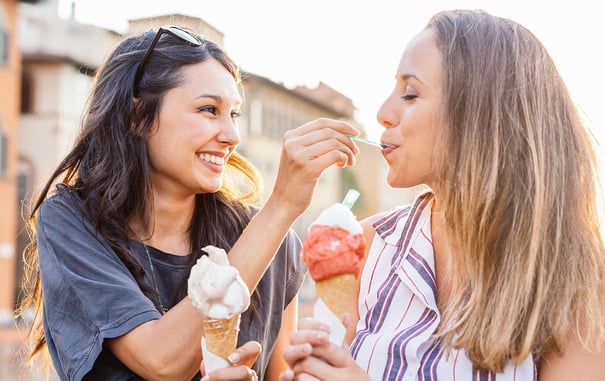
top-left (37, 194), bottom-right (160, 380)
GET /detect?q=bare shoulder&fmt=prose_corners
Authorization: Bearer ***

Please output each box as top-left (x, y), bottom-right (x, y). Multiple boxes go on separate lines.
top-left (359, 213), bottom-right (384, 241)
top-left (539, 336), bottom-right (605, 381)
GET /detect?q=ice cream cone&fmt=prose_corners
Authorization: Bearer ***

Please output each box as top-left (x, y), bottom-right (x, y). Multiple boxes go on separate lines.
top-left (202, 315), bottom-right (241, 361)
top-left (315, 273), bottom-right (357, 321)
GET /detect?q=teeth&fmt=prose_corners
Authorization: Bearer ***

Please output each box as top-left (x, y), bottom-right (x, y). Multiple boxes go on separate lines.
top-left (199, 153), bottom-right (225, 165)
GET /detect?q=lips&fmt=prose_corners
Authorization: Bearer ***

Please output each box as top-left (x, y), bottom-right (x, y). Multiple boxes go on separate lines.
top-left (380, 142), bottom-right (397, 153)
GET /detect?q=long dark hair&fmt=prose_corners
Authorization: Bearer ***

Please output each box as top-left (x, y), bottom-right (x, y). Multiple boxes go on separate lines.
top-left (18, 27), bottom-right (261, 361)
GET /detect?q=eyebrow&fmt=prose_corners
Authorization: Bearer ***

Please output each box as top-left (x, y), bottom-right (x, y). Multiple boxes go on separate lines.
top-left (398, 73), bottom-right (424, 85)
top-left (193, 93), bottom-right (244, 109)
top-left (194, 94), bottom-right (242, 105)
top-left (195, 94), bottom-right (222, 102)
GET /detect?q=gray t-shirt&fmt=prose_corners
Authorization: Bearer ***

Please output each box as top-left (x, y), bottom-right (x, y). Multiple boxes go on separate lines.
top-left (37, 189), bottom-right (306, 380)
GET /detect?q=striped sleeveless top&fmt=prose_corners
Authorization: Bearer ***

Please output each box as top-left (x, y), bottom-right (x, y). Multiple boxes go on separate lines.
top-left (350, 192), bottom-right (537, 380)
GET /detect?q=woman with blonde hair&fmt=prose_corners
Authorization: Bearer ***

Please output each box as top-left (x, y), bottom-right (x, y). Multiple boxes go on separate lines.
top-left (280, 9), bottom-right (605, 380)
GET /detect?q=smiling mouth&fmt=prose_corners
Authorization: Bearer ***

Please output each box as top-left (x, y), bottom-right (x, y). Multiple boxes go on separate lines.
top-left (198, 153), bottom-right (225, 165)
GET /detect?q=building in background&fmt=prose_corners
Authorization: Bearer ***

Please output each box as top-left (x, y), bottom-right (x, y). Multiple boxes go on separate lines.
top-left (1, 1), bottom-right (418, 329)
top-left (14, 0), bottom-right (119, 323)
top-left (0, 0), bottom-right (42, 327)
top-left (238, 73), bottom-right (361, 233)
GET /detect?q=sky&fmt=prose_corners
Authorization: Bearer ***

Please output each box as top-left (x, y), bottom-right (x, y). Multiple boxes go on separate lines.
top-left (58, 0), bottom-right (604, 145)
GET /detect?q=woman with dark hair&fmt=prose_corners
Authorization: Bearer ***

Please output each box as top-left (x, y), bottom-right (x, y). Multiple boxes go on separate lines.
top-left (18, 26), bottom-right (360, 380)
top-left (279, 9), bottom-right (605, 381)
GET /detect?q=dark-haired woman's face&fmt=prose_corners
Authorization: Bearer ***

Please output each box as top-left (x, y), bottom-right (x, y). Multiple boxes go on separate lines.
top-left (146, 58), bottom-right (242, 199)
top-left (377, 28), bottom-right (446, 190)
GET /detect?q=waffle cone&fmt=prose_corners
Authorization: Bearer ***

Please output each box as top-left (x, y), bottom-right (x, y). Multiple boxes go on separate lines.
top-left (202, 315), bottom-right (240, 361)
top-left (315, 273), bottom-right (357, 321)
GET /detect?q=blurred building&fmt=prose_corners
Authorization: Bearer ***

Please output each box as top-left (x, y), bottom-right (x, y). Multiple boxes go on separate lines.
top-left (13, 0), bottom-right (119, 326)
top-left (0, 0), bottom-right (43, 327)
top-left (239, 74), bottom-right (358, 232)
top-left (1, 1), bottom-right (419, 330)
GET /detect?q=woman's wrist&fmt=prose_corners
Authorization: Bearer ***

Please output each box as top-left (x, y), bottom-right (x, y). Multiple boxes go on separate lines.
top-left (261, 194), bottom-right (307, 226)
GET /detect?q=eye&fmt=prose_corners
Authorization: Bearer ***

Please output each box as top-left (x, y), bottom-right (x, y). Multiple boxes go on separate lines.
top-left (197, 105), bottom-right (217, 114)
top-left (402, 94), bottom-right (418, 101)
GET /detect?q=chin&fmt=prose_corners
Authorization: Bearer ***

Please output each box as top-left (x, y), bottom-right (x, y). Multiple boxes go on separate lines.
top-left (197, 182), bottom-right (222, 194)
top-left (386, 172), bottom-right (405, 189)
top-left (386, 176), bottom-right (418, 190)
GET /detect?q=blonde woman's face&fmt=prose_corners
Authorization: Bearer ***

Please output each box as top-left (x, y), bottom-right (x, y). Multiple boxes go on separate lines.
top-left (377, 28), bottom-right (446, 189)
top-left (146, 58), bottom-right (242, 199)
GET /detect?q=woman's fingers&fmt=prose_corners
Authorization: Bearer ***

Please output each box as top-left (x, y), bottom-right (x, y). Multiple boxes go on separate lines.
top-left (287, 118), bottom-right (359, 140)
top-left (292, 353), bottom-right (339, 380)
top-left (201, 341), bottom-right (261, 381)
top-left (282, 342), bottom-right (313, 368)
top-left (285, 337), bottom-right (351, 369)
top-left (282, 120), bottom-right (359, 168)
top-left (270, 119), bottom-right (360, 214)
top-left (297, 317), bottom-right (331, 333)
top-left (291, 348), bottom-right (370, 381)
top-left (228, 341), bottom-right (262, 367)
top-left (279, 369), bottom-right (322, 381)
top-left (282, 319), bottom-right (330, 369)
top-left (308, 342), bottom-right (352, 368)
top-left (201, 365), bottom-right (258, 381)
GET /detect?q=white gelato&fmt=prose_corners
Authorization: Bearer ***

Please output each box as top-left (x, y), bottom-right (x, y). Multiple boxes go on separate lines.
top-left (312, 203), bottom-right (363, 235)
top-left (188, 245), bottom-right (250, 319)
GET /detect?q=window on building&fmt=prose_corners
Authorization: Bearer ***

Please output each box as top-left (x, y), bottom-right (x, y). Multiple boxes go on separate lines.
top-left (249, 99), bottom-right (263, 136)
top-left (0, 31), bottom-right (7, 65)
top-left (21, 71), bottom-right (33, 113)
top-left (0, 5), bottom-right (7, 66)
top-left (0, 128), bottom-right (7, 178)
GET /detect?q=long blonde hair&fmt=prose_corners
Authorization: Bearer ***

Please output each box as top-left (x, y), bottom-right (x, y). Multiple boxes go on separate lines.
top-left (430, 10), bottom-right (605, 371)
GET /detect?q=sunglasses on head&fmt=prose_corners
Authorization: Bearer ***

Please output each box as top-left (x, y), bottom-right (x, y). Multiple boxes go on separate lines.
top-left (133, 25), bottom-right (202, 96)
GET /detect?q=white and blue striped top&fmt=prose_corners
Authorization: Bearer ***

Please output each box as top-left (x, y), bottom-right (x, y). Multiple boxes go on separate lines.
top-left (350, 192), bottom-right (537, 380)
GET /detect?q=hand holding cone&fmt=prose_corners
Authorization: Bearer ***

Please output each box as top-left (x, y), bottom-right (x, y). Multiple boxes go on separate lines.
top-left (188, 245), bottom-right (250, 371)
top-left (302, 194), bottom-right (367, 343)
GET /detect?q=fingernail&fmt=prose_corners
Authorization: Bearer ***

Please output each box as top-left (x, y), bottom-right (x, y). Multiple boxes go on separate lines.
top-left (201, 376), bottom-right (209, 381)
top-left (228, 352), bottom-right (240, 363)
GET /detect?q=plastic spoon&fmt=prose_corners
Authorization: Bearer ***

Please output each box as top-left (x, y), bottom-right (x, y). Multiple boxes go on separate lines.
top-left (347, 135), bottom-right (386, 149)
top-left (341, 189), bottom-right (360, 209)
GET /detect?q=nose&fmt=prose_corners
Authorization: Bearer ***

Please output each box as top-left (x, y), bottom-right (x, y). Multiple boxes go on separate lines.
top-left (376, 93), bottom-right (399, 129)
top-left (218, 117), bottom-right (241, 146)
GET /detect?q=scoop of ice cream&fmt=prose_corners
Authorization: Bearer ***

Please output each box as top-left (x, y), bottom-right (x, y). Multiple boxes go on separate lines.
top-left (312, 203), bottom-right (363, 235)
top-left (188, 245), bottom-right (250, 319)
top-left (303, 203), bottom-right (366, 281)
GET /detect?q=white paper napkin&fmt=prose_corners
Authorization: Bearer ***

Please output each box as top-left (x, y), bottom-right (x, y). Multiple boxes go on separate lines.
top-left (201, 337), bottom-right (230, 374)
top-left (313, 298), bottom-right (346, 345)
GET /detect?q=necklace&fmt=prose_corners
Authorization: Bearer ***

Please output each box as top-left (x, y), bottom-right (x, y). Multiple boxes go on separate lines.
top-left (143, 243), bottom-right (168, 315)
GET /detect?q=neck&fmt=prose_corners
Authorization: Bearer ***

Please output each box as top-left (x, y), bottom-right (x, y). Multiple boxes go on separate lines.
top-left (132, 192), bottom-right (197, 255)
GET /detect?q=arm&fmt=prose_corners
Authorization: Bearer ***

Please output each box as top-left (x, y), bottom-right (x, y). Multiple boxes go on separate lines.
top-left (230, 118), bottom-right (360, 292)
top-left (539, 337), bottom-right (605, 381)
top-left (108, 119), bottom-right (360, 379)
top-left (265, 298), bottom-right (299, 380)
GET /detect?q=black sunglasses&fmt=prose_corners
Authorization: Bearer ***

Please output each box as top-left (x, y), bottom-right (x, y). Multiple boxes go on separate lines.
top-left (133, 25), bottom-right (202, 96)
